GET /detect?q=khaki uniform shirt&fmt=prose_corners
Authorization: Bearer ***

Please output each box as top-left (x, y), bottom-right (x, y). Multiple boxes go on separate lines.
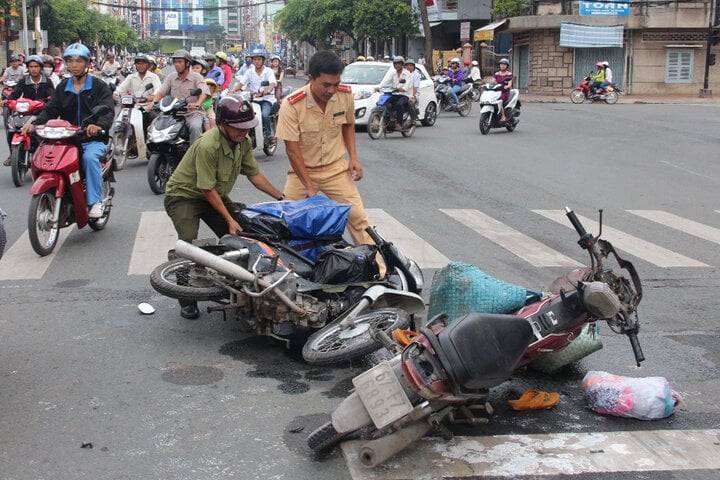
top-left (275, 83), bottom-right (355, 170)
top-left (165, 127), bottom-right (259, 200)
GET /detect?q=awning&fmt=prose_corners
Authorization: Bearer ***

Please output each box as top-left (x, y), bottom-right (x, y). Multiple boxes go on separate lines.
top-left (474, 19), bottom-right (508, 41)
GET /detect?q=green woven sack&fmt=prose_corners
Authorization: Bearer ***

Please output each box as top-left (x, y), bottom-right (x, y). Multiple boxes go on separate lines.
top-left (428, 261), bottom-right (528, 323)
top-left (529, 323), bottom-right (603, 374)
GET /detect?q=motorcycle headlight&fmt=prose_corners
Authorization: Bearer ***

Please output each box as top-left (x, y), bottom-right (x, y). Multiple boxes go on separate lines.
top-left (582, 281), bottom-right (621, 319)
top-left (15, 102), bottom-right (30, 113)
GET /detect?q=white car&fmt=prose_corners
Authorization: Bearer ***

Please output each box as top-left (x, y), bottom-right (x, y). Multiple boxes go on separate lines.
top-left (341, 61), bottom-right (438, 127)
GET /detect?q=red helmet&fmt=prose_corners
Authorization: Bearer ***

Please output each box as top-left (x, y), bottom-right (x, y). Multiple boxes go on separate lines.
top-left (216, 95), bottom-right (258, 130)
top-left (464, 60), bottom-right (470, 66)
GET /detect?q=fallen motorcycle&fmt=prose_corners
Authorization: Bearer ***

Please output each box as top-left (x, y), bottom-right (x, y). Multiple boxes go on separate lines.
top-left (308, 207), bottom-right (645, 467)
top-left (149, 197), bottom-right (425, 364)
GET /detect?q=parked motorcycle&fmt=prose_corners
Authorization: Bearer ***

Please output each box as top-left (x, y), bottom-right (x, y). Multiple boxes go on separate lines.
top-left (112, 83), bottom-right (155, 170)
top-left (478, 82), bottom-right (521, 135)
top-left (146, 88), bottom-right (201, 194)
top-left (308, 207), bottom-right (645, 467)
top-left (570, 74), bottom-right (620, 104)
top-left (6, 98), bottom-right (45, 186)
top-left (149, 199), bottom-right (425, 365)
top-left (434, 75), bottom-right (472, 116)
top-left (27, 105), bottom-right (116, 256)
top-left (367, 85), bottom-right (416, 139)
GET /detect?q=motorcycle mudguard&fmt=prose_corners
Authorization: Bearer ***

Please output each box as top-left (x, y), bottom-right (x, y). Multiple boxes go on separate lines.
top-left (10, 132), bottom-right (30, 148)
top-left (331, 391), bottom-right (374, 433)
top-left (480, 104), bottom-right (495, 114)
top-left (30, 173), bottom-right (62, 196)
top-left (129, 108), bottom-right (147, 159)
top-left (361, 285), bottom-right (425, 314)
top-left (376, 93), bottom-right (393, 106)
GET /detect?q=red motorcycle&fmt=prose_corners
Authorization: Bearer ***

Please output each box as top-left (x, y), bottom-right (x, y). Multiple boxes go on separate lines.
top-left (308, 207), bottom-right (644, 467)
top-left (570, 73), bottom-right (620, 104)
top-left (1, 79), bottom-right (18, 127)
top-left (28, 106), bottom-right (116, 256)
top-left (6, 98), bottom-right (45, 186)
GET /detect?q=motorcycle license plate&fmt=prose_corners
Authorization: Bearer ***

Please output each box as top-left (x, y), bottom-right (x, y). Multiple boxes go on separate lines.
top-left (352, 362), bottom-right (413, 430)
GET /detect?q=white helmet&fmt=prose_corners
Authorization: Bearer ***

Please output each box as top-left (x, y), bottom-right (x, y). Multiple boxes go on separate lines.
top-left (450, 57), bottom-right (461, 64)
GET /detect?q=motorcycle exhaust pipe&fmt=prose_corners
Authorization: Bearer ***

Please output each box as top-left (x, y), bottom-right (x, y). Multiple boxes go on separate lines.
top-left (357, 420), bottom-right (430, 468)
top-left (174, 240), bottom-right (306, 316)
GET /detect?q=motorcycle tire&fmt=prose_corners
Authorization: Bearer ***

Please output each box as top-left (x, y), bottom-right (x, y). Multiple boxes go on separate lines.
top-left (147, 153), bottom-right (173, 195)
top-left (149, 258), bottom-right (227, 301)
top-left (307, 421), bottom-right (353, 454)
top-left (401, 122), bottom-right (416, 138)
top-left (263, 117), bottom-right (278, 156)
top-left (458, 99), bottom-right (472, 117)
top-left (367, 111), bottom-right (384, 140)
top-left (10, 143), bottom-right (29, 187)
top-left (479, 112), bottom-right (492, 135)
top-left (604, 91), bottom-right (619, 104)
top-left (88, 181), bottom-right (112, 231)
top-left (469, 88), bottom-right (481, 102)
top-left (28, 191), bottom-right (60, 257)
top-left (112, 130), bottom-right (132, 171)
top-left (570, 90), bottom-right (586, 104)
top-left (420, 102), bottom-right (437, 127)
top-left (302, 307), bottom-right (410, 365)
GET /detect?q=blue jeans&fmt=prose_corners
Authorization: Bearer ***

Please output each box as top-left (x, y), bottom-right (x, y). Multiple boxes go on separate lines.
top-left (81, 141), bottom-right (107, 205)
top-left (449, 85), bottom-right (462, 104)
top-left (599, 81), bottom-right (611, 90)
top-left (255, 100), bottom-right (273, 139)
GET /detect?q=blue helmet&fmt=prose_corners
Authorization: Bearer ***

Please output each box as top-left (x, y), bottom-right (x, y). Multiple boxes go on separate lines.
top-left (25, 55), bottom-right (44, 67)
top-left (499, 58), bottom-right (510, 66)
top-left (249, 47), bottom-right (266, 59)
top-left (63, 43), bottom-right (91, 62)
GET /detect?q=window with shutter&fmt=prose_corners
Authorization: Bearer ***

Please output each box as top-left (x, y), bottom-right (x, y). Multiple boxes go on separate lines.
top-left (666, 49), bottom-right (693, 83)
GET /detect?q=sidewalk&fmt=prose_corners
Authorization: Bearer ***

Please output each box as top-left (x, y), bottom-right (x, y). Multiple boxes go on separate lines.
top-left (522, 92), bottom-right (720, 104)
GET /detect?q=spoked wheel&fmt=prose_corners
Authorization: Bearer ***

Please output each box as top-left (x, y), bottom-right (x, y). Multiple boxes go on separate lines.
top-left (367, 111), bottom-right (384, 140)
top-left (307, 422), bottom-right (354, 454)
top-left (10, 144), bottom-right (30, 187)
top-left (570, 90), bottom-right (586, 104)
top-left (401, 122), bottom-right (416, 137)
top-left (112, 130), bottom-right (131, 171)
top-left (150, 258), bottom-right (227, 301)
top-left (420, 102), bottom-right (437, 127)
top-left (147, 153), bottom-right (173, 194)
top-left (88, 181), bottom-right (112, 231)
top-left (479, 112), bottom-right (492, 135)
top-left (28, 191), bottom-right (60, 256)
top-left (458, 98), bottom-right (472, 117)
top-left (604, 91), bottom-right (619, 104)
top-left (302, 307), bottom-right (410, 365)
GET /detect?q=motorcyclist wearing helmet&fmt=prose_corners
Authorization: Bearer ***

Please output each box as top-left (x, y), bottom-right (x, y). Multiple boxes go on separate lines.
top-left (0, 54), bottom-right (27, 82)
top-left (114, 54), bottom-right (162, 130)
top-left (599, 61), bottom-right (614, 92)
top-left (377, 56), bottom-right (413, 130)
top-left (190, 57), bottom-right (218, 129)
top-left (99, 52), bottom-right (122, 77)
top-left (469, 59), bottom-right (481, 82)
top-left (215, 51), bottom-right (233, 93)
top-left (203, 53), bottom-right (225, 89)
top-left (447, 57), bottom-right (464, 107)
top-left (41, 55), bottom-right (61, 87)
top-left (22, 43), bottom-right (115, 219)
top-left (269, 54), bottom-right (285, 100)
top-left (589, 61), bottom-right (606, 95)
top-left (494, 58), bottom-right (514, 123)
top-left (231, 48), bottom-right (277, 144)
top-left (147, 55), bottom-right (163, 79)
top-left (403, 58), bottom-right (421, 121)
top-left (164, 94), bottom-right (285, 320)
top-left (152, 49), bottom-right (211, 145)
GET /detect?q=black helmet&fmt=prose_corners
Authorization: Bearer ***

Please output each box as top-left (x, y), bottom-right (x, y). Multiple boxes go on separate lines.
top-left (216, 95), bottom-right (258, 130)
top-left (171, 49), bottom-right (193, 62)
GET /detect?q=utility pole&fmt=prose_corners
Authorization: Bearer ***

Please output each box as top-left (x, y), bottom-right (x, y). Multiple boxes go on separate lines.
top-left (21, 0), bottom-right (29, 56)
top-left (702, 0), bottom-right (718, 95)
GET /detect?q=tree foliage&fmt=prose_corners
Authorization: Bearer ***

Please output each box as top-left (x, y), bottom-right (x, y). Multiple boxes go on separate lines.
top-left (275, 0), bottom-right (418, 49)
top-left (41, 0), bottom-right (137, 49)
top-left (491, 0), bottom-right (533, 19)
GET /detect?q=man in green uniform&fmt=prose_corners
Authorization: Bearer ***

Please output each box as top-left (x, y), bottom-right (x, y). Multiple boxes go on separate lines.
top-left (164, 94), bottom-right (285, 319)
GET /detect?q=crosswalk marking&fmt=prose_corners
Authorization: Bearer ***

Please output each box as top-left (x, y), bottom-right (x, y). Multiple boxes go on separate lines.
top-left (533, 210), bottom-right (709, 268)
top-left (628, 210), bottom-right (720, 245)
top-left (441, 208), bottom-right (583, 267)
top-left (366, 208), bottom-right (449, 269)
top-left (342, 429), bottom-right (720, 479)
top-left (0, 230), bottom-right (71, 280)
top-left (127, 211), bottom-right (178, 275)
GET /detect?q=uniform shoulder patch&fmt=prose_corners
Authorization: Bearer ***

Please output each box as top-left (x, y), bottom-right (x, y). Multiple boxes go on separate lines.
top-left (287, 89), bottom-right (307, 105)
top-left (337, 84), bottom-right (352, 93)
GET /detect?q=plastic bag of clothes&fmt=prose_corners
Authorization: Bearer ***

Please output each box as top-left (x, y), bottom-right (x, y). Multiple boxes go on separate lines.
top-left (582, 371), bottom-right (681, 420)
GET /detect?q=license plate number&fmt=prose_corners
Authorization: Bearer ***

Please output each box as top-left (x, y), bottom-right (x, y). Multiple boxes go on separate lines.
top-left (352, 362), bottom-right (413, 429)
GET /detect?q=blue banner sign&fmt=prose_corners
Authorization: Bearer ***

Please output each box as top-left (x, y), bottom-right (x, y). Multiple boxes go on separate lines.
top-left (580, 1), bottom-right (630, 17)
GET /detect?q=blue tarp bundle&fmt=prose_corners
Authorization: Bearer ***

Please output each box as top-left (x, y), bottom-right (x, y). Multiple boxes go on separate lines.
top-left (243, 196), bottom-right (350, 239)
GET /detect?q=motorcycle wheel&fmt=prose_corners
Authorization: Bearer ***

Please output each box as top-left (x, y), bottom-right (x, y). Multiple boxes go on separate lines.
top-left (570, 90), bottom-right (586, 104)
top-left (149, 258), bottom-right (227, 301)
top-left (88, 181), bottom-right (112, 231)
top-left (28, 191), bottom-right (59, 257)
top-left (469, 88), bottom-right (481, 102)
top-left (420, 102), bottom-right (437, 127)
top-left (401, 122), bottom-right (416, 138)
top-left (307, 421), bottom-right (353, 454)
top-left (302, 307), bottom-right (410, 365)
top-left (604, 91), bottom-right (619, 104)
top-left (112, 131), bottom-right (131, 171)
top-left (479, 112), bottom-right (492, 135)
top-left (367, 111), bottom-right (384, 140)
top-left (458, 99), bottom-right (472, 117)
top-left (10, 144), bottom-right (29, 187)
top-left (147, 153), bottom-right (172, 195)
top-left (263, 117), bottom-right (278, 156)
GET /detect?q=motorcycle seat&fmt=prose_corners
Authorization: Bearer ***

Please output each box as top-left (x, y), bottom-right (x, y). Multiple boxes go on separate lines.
top-left (426, 313), bottom-right (534, 390)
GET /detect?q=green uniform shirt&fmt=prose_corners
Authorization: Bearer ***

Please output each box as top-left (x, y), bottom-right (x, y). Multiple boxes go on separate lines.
top-left (165, 128), bottom-right (259, 199)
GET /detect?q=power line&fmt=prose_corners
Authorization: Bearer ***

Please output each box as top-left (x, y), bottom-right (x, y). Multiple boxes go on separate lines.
top-left (90, 0), bottom-right (284, 12)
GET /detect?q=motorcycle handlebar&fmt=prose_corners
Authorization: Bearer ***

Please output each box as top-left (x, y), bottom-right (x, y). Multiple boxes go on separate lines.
top-left (628, 331), bottom-right (645, 366)
top-left (565, 206), bottom-right (588, 237)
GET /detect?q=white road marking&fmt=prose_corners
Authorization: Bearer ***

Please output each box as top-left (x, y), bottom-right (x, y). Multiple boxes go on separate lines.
top-left (366, 208), bottom-right (449, 269)
top-left (628, 210), bottom-right (720, 245)
top-left (127, 211), bottom-right (178, 275)
top-left (0, 230), bottom-right (70, 280)
top-left (441, 208), bottom-right (583, 267)
top-left (342, 429), bottom-right (720, 479)
top-left (534, 210), bottom-right (708, 268)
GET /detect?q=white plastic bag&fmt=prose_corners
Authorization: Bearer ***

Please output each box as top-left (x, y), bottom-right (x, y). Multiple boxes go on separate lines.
top-left (582, 371), bottom-right (681, 420)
